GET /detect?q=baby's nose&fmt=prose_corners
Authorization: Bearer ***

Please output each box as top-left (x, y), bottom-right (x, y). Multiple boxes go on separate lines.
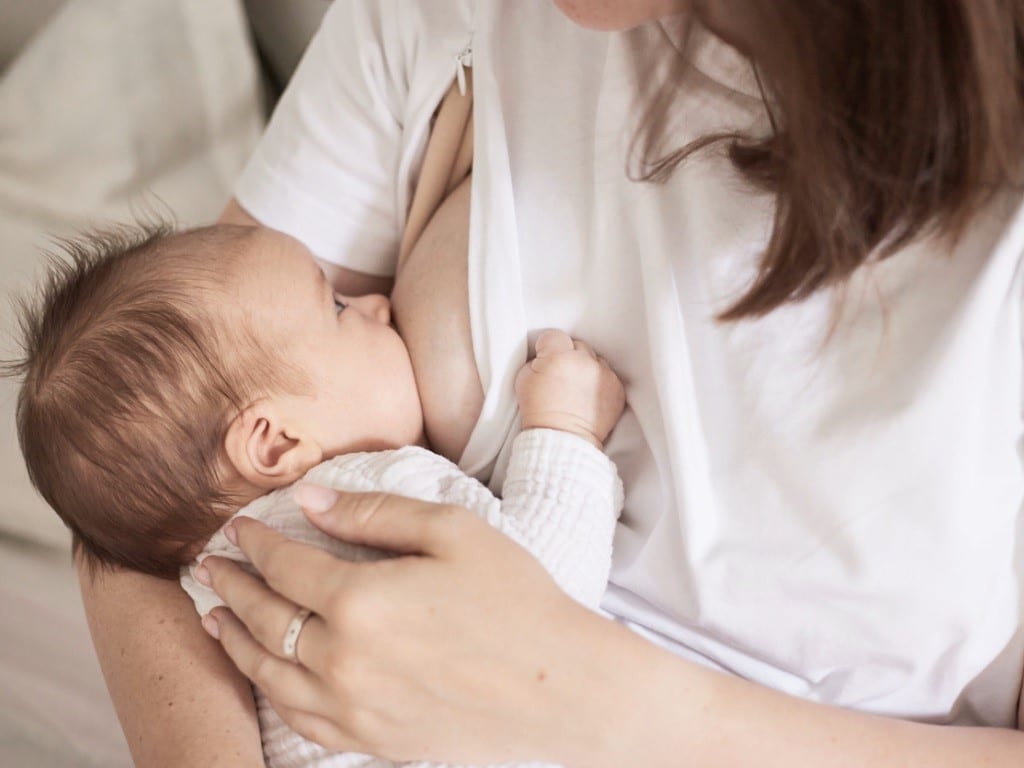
top-left (370, 294), bottom-right (392, 325)
top-left (348, 293), bottom-right (391, 325)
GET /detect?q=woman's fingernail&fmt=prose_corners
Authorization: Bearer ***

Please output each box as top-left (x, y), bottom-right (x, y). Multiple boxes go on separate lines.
top-left (224, 523), bottom-right (238, 545)
top-left (294, 483), bottom-right (339, 513)
top-left (201, 614), bottom-right (220, 639)
top-left (195, 565), bottom-right (211, 586)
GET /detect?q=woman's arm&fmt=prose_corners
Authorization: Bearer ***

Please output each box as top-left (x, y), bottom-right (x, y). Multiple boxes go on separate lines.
top-left (197, 495), bottom-right (1024, 767)
top-left (219, 198), bottom-right (394, 296)
top-left (77, 556), bottom-right (263, 767)
top-left (617, 632), bottom-right (1024, 768)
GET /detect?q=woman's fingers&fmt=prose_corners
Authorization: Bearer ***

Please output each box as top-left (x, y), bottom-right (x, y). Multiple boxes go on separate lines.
top-left (201, 487), bottom-right (593, 763)
top-left (298, 490), bottom-right (469, 557)
top-left (218, 518), bottom-right (353, 616)
top-left (270, 703), bottom-right (355, 753)
top-left (201, 554), bottom-right (332, 671)
top-left (206, 606), bottom-right (329, 713)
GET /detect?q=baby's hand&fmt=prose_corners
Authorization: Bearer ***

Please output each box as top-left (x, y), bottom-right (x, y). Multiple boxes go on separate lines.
top-left (515, 329), bottom-right (626, 449)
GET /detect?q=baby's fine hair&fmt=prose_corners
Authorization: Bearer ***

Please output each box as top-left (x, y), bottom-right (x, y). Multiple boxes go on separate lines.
top-left (2, 222), bottom-right (293, 579)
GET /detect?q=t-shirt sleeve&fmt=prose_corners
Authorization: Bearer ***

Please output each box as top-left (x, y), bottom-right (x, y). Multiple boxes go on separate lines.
top-left (233, 0), bottom-right (410, 276)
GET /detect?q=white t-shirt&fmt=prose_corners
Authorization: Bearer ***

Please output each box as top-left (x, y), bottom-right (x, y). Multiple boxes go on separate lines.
top-left (234, 0), bottom-right (1024, 727)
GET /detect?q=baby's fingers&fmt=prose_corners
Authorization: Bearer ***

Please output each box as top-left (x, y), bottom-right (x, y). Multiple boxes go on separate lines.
top-left (573, 339), bottom-right (598, 359)
top-left (534, 329), bottom-right (574, 358)
top-left (597, 354), bottom-right (622, 379)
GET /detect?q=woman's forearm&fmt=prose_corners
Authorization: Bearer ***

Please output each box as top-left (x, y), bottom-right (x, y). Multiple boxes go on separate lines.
top-left (563, 608), bottom-right (1024, 768)
top-left (77, 556), bottom-right (264, 767)
top-left (217, 197), bottom-right (393, 296)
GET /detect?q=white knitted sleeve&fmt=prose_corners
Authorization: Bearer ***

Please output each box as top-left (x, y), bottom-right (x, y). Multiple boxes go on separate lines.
top-left (478, 429), bottom-right (623, 609)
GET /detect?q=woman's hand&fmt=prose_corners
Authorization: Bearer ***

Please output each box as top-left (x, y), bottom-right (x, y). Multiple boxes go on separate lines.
top-left (193, 488), bottom-right (1024, 768)
top-left (196, 490), bottom-right (621, 765)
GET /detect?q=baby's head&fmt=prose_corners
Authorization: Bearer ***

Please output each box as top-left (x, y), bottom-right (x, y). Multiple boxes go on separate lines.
top-left (4, 222), bottom-right (422, 578)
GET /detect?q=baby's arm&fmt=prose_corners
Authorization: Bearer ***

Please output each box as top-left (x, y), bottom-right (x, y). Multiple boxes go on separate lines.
top-left (480, 330), bottom-right (627, 609)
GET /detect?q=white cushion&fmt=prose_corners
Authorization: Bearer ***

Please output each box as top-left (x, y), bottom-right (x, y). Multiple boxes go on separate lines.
top-left (0, 0), bottom-right (264, 549)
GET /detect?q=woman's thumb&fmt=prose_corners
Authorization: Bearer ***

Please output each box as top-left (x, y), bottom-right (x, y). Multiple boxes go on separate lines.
top-left (293, 483), bottom-right (458, 555)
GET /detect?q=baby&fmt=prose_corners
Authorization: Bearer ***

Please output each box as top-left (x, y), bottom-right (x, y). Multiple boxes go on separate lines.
top-left (6, 221), bottom-right (626, 767)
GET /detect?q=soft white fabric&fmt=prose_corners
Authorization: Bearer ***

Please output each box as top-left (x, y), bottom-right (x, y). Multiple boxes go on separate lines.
top-left (233, 0), bottom-right (1024, 728)
top-left (181, 429), bottom-right (623, 767)
top-left (0, 0), bottom-right (263, 548)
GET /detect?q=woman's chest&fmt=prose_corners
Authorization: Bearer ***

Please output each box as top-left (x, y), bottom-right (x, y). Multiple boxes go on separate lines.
top-left (391, 176), bottom-right (482, 464)
top-left (495, 158), bottom-right (1024, 722)
top-left (391, 6), bottom-right (1024, 716)
top-left (461, 15), bottom-right (1024, 717)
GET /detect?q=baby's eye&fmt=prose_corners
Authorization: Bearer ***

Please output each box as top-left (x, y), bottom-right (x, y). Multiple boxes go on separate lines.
top-left (334, 296), bottom-right (347, 314)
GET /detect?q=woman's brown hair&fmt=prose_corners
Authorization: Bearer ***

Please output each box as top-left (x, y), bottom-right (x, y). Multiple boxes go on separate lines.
top-left (642, 0), bottom-right (1024, 320)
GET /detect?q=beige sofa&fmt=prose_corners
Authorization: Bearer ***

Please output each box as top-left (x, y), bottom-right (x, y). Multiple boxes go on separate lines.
top-left (0, 1), bottom-right (327, 764)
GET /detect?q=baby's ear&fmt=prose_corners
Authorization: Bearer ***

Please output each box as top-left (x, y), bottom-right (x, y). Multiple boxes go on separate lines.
top-left (224, 401), bottom-right (322, 489)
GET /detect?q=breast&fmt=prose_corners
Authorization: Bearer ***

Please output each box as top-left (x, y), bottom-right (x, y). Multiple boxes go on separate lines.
top-left (390, 175), bottom-right (483, 463)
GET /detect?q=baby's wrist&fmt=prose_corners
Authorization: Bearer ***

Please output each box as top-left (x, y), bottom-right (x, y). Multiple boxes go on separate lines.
top-left (520, 414), bottom-right (603, 450)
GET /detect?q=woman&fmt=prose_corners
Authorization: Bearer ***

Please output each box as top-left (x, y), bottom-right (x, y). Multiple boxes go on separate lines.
top-left (79, 0), bottom-right (1024, 765)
